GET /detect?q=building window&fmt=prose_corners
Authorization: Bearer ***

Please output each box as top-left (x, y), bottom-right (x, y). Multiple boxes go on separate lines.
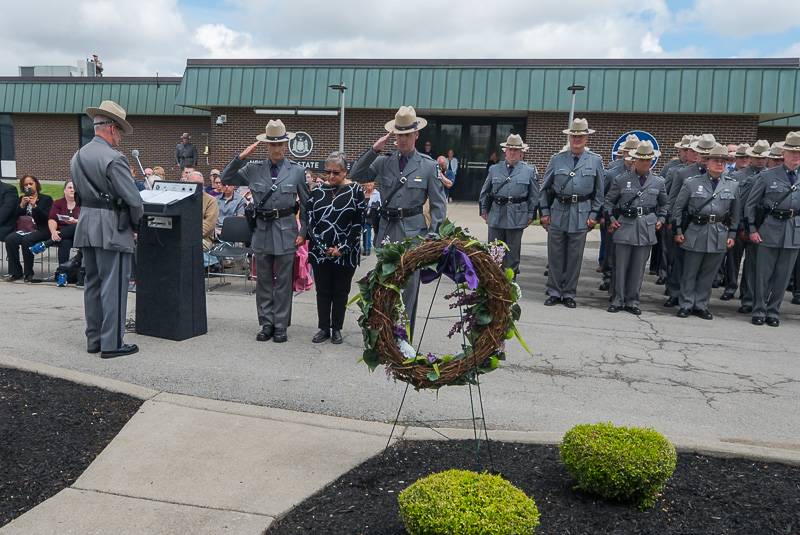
top-left (79, 115), bottom-right (94, 147)
top-left (0, 114), bottom-right (14, 160)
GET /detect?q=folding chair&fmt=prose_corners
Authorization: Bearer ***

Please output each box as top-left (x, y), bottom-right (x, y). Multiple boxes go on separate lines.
top-left (206, 216), bottom-right (253, 291)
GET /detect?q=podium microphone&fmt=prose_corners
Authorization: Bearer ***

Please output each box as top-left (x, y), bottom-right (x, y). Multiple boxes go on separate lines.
top-left (131, 149), bottom-right (146, 177)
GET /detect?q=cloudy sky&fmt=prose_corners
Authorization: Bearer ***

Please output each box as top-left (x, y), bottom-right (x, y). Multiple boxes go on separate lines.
top-left (1, 0), bottom-right (799, 76)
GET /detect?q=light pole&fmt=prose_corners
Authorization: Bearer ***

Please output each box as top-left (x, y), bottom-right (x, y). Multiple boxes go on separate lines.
top-left (329, 83), bottom-right (347, 153)
top-left (567, 84), bottom-right (585, 128)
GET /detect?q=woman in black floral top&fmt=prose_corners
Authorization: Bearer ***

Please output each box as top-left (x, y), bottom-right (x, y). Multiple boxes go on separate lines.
top-left (306, 152), bottom-right (365, 344)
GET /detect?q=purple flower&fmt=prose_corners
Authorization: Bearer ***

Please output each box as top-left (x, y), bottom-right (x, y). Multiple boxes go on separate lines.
top-left (426, 352), bottom-right (437, 364)
top-left (393, 324), bottom-right (408, 341)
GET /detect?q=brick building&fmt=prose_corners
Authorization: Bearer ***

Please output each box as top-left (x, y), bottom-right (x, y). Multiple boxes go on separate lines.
top-left (2, 58), bottom-right (799, 200)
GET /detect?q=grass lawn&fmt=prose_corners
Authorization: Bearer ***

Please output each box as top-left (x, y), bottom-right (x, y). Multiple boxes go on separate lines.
top-left (2, 181), bottom-right (66, 200)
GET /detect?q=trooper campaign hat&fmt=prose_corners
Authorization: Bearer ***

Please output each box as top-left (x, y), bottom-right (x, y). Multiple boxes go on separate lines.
top-left (85, 100), bottom-right (133, 134)
top-left (384, 106), bottom-right (428, 134)
top-left (256, 119), bottom-right (296, 143)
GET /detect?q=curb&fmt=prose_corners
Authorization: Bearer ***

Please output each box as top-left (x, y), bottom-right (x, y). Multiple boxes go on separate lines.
top-left (2, 354), bottom-right (798, 466)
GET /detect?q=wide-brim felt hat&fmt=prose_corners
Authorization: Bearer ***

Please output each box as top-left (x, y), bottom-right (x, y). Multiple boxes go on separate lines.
top-left (384, 106), bottom-right (427, 134)
top-left (614, 134), bottom-right (641, 155)
top-left (674, 135), bottom-right (693, 149)
top-left (256, 119), bottom-right (296, 143)
top-left (627, 140), bottom-right (660, 160)
top-left (690, 133), bottom-right (717, 155)
top-left (781, 131), bottom-right (800, 152)
top-left (767, 142), bottom-right (785, 159)
top-left (733, 143), bottom-right (751, 157)
top-left (85, 100), bottom-right (133, 134)
top-left (745, 139), bottom-right (771, 158)
top-left (562, 118), bottom-right (595, 135)
top-left (500, 133), bottom-right (528, 151)
top-left (706, 144), bottom-right (730, 159)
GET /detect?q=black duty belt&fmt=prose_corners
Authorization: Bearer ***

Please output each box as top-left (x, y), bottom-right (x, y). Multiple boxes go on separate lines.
top-left (619, 206), bottom-right (656, 218)
top-left (557, 193), bottom-right (592, 204)
top-left (256, 205), bottom-right (297, 220)
top-left (80, 197), bottom-right (116, 210)
top-left (381, 205), bottom-right (423, 220)
top-left (689, 214), bottom-right (730, 225)
top-left (493, 196), bottom-right (528, 206)
top-left (768, 208), bottom-right (797, 220)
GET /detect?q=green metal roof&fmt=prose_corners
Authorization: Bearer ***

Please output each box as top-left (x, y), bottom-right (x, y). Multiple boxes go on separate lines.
top-left (0, 77), bottom-right (209, 116)
top-left (175, 58), bottom-right (800, 116)
top-left (759, 115), bottom-right (800, 128)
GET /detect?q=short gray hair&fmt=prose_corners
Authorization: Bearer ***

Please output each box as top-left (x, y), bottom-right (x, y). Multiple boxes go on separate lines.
top-left (189, 170), bottom-right (204, 183)
top-left (325, 151), bottom-right (348, 172)
top-left (92, 114), bottom-right (115, 131)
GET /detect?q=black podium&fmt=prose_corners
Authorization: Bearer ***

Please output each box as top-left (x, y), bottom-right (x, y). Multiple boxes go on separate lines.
top-left (136, 181), bottom-right (207, 340)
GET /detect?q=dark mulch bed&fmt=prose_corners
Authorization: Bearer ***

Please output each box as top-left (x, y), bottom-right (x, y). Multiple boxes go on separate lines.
top-left (269, 439), bottom-right (800, 534)
top-left (0, 367), bottom-right (142, 527)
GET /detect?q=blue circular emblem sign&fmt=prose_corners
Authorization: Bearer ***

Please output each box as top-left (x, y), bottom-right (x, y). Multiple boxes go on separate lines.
top-left (611, 130), bottom-right (660, 168)
top-left (289, 131), bottom-right (314, 158)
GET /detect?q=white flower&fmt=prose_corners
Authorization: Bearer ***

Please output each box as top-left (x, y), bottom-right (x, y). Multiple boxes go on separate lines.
top-left (397, 339), bottom-right (417, 360)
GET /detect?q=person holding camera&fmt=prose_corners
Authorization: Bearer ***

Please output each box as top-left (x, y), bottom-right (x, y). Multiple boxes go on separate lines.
top-left (70, 100), bottom-right (143, 359)
top-left (221, 119), bottom-right (309, 344)
top-left (3, 175), bottom-right (53, 282)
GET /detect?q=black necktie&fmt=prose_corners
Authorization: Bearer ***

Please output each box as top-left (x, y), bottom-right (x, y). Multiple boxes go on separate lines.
top-left (639, 175), bottom-right (647, 187)
top-left (573, 156), bottom-right (579, 167)
top-left (788, 170), bottom-right (797, 185)
top-left (711, 178), bottom-right (719, 191)
top-left (399, 155), bottom-right (408, 172)
top-left (270, 163), bottom-right (279, 179)
top-left (507, 165), bottom-right (514, 175)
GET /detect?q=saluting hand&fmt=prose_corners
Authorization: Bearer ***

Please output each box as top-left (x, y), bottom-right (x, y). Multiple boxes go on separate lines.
top-left (239, 141), bottom-right (261, 160)
top-left (373, 132), bottom-right (391, 153)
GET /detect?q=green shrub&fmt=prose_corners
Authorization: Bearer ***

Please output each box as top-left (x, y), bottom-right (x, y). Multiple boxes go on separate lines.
top-left (560, 422), bottom-right (677, 509)
top-left (398, 469), bottom-right (539, 534)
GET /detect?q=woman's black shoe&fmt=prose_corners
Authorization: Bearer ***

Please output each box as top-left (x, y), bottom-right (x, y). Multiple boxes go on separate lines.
top-left (331, 330), bottom-right (343, 344)
top-left (312, 329), bottom-right (331, 343)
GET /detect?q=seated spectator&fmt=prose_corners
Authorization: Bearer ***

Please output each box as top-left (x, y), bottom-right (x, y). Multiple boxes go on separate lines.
top-left (0, 179), bottom-right (17, 241)
top-left (240, 186), bottom-right (253, 207)
top-left (184, 170), bottom-right (219, 267)
top-left (306, 152), bottom-right (365, 345)
top-left (216, 182), bottom-right (246, 233)
top-left (207, 169), bottom-right (223, 197)
top-left (47, 180), bottom-right (82, 267)
top-left (152, 166), bottom-right (166, 182)
top-left (3, 175), bottom-right (53, 282)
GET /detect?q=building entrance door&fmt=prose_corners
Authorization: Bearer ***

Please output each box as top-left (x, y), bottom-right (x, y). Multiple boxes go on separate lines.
top-left (419, 117), bottom-right (526, 201)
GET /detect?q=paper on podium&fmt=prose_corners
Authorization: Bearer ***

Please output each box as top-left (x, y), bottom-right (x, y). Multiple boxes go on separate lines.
top-left (140, 189), bottom-right (194, 205)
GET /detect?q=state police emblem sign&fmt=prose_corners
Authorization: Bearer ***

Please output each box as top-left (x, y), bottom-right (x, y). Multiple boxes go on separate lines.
top-left (289, 131), bottom-right (314, 158)
top-left (611, 130), bottom-right (660, 168)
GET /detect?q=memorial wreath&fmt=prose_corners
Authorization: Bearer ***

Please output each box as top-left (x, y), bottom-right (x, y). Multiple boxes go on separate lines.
top-left (351, 220), bottom-right (530, 390)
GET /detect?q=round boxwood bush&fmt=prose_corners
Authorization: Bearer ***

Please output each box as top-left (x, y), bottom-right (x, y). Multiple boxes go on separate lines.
top-left (398, 469), bottom-right (540, 534)
top-left (560, 422), bottom-right (677, 509)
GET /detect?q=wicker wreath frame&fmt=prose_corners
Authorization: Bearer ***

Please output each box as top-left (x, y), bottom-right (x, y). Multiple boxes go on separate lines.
top-left (365, 237), bottom-right (513, 389)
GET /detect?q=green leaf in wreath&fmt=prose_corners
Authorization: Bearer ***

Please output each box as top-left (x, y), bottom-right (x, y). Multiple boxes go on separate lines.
top-left (476, 310), bottom-right (492, 325)
top-left (511, 323), bottom-right (533, 354)
top-left (426, 370), bottom-right (440, 382)
top-left (347, 293), bottom-right (362, 307)
top-left (380, 262), bottom-right (397, 278)
top-left (504, 267), bottom-right (515, 282)
top-left (510, 303), bottom-right (521, 321)
top-left (432, 362), bottom-right (440, 377)
top-left (439, 220), bottom-right (456, 237)
top-left (360, 349), bottom-right (380, 371)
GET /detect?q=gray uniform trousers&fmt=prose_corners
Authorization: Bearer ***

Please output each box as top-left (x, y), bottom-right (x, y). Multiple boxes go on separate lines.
top-left (612, 244), bottom-right (651, 308)
top-left (488, 227), bottom-right (524, 274)
top-left (255, 253), bottom-right (295, 330)
top-left (740, 242), bottom-right (758, 307)
top-left (82, 247), bottom-right (132, 352)
top-left (753, 246), bottom-right (800, 319)
top-left (793, 254), bottom-right (800, 300)
top-left (546, 230), bottom-right (588, 299)
top-left (666, 242), bottom-right (685, 298)
top-left (680, 251), bottom-right (725, 311)
top-left (723, 238), bottom-right (744, 292)
top-left (601, 224), bottom-right (615, 286)
top-left (660, 225), bottom-right (674, 280)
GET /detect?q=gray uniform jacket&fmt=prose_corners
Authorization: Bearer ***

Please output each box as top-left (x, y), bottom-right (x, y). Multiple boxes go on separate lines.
top-left (673, 174), bottom-right (740, 253)
top-left (350, 148), bottom-right (446, 243)
top-left (221, 156), bottom-right (309, 255)
top-left (744, 165), bottom-right (800, 249)
top-left (730, 166), bottom-right (760, 227)
top-left (175, 142), bottom-right (197, 168)
top-left (603, 159), bottom-right (627, 213)
top-left (603, 170), bottom-right (668, 246)
top-left (667, 163), bottom-right (703, 217)
top-left (539, 150), bottom-right (604, 233)
top-left (478, 161), bottom-right (539, 229)
top-left (0, 180), bottom-right (18, 238)
top-left (70, 136), bottom-right (144, 254)
top-left (660, 159), bottom-right (683, 194)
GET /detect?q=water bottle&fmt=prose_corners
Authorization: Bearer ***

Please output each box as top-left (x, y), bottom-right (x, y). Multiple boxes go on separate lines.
top-left (29, 241), bottom-right (47, 254)
top-left (56, 272), bottom-right (67, 287)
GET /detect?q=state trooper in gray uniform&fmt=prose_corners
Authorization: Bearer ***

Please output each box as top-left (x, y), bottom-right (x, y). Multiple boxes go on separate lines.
top-left (70, 100), bottom-right (143, 358)
top-left (599, 135), bottom-right (639, 291)
top-left (673, 144), bottom-right (740, 320)
top-left (222, 119), bottom-right (309, 343)
top-left (664, 133), bottom-right (716, 307)
top-left (603, 141), bottom-right (668, 315)
top-left (730, 140), bottom-right (770, 313)
top-left (539, 118), bottom-right (604, 308)
top-left (350, 106), bottom-right (446, 336)
top-left (719, 142), bottom-right (755, 301)
top-left (658, 135), bottom-right (694, 286)
top-left (744, 131), bottom-right (800, 327)
top-left (478, 133), bottom-right (539, 277)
